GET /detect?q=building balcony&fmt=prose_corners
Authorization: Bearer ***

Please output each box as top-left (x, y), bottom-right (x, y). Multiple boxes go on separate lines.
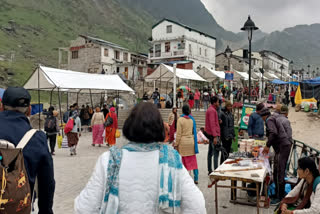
top-left (149, 50), bottom-right (186, 59)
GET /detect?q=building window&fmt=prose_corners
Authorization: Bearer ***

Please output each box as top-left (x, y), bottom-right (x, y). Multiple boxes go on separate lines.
top-left (116, 67), bottom-right (120, 73)
top-left (114, 50), bottom-right (120, 60)
top-left (71, 51), bottom-right (78, 59)
top-left (123, 52), bottom-right (128, 62)
top-left (189, 44), bottom-right (192, 54)
top-left (155, 44), bottom-right (161, 57)
top-left (199, 48), bottom-right (202, 55)
top-left (166, 25), bottom-right (172, 33)
top-left (104, 48), bottom-right (108, 57)
top-left (165, 42), bottom-right (170, 52)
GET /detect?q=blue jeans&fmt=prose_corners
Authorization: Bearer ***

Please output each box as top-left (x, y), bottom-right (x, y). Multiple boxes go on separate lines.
top-left (203, 101), bottom-right (209, 111)
top-left (207, 138), bottom-right (220, 172)
top-left (153, 98), bottom-right (159, 105)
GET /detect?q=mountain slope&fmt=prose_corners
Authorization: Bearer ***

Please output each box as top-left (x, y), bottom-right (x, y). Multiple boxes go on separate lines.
top-left (252, 24), bottom-right (320, 68)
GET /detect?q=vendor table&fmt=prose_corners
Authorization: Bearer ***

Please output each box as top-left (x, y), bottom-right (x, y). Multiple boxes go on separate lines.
top-left (210, 159), bottom-right (269, 214)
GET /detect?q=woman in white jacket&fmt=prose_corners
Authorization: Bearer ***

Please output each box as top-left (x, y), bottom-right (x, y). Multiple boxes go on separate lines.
top-left (74, 102), bottom-right (206, 214)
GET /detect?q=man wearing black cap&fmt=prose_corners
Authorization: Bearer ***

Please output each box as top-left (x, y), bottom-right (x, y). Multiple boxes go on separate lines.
top-left (261, 106), bottom-right (292, 205)
top-left (0, 87), bottom-right (55, 213)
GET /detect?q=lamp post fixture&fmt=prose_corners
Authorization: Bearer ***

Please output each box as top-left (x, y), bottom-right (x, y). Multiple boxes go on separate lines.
top-left (307, 64), bottom-right (311, 79)
top-left (280, 64), bottom-right (284, 81)
top-left (313, 70), bottom-right (315, 78)
top-left (290, 61), bottom-right (294, 81)
top-left (317, 67), bottom-right (319, 77)
top-left (241, 15), bottom-right (259, 103)
top-left (224, 45), bottom-right (232, 90)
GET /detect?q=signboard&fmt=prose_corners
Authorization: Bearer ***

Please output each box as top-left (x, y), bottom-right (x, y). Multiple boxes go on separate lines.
top-left (240, 103), bottom-right (256, 130)
top-left (225, 71), bottom-right (234, 81)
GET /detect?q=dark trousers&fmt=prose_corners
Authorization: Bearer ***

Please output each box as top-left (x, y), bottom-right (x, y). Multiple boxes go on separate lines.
top-left (207, 137), bottom-right (220, 172)
top-left (291, 97), bottom-right (295, 107)
top-left (274, 144), bottom-right (291, 199)
top-left (220, 138), bottom-right (233, 164)
top-left (47, 134), bottom-right (57, 153)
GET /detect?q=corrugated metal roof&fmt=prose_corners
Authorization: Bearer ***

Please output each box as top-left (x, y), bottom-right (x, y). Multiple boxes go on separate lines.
top-left (79, 35), bottom-right (129, 51)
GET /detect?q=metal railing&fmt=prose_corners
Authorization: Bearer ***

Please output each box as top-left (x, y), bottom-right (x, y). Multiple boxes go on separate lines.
top-left (287, 139), bottom-right (320, 177)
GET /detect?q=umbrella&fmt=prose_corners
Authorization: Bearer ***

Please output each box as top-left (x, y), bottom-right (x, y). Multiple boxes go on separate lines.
top-left (0, 88), bottom-right (5, 101)
top-left (178, 86), bottom-right (190, 92)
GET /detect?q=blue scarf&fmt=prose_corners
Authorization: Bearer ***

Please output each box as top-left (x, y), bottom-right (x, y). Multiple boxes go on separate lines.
top-left (180, 114), bottom-right (199, 154)
top-left (101, 142), bottom-right (183, 214)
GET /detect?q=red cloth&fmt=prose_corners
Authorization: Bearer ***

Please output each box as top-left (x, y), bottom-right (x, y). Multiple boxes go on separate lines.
top-left (105, 112), bottom-right (118, 145)
top-left (92, 124), bottom-right (104, 145)
top-left (290, 91), bottom-right (295, 97)
top-left (169, 121), bottom-right (176, 142)
top-left (188, 99), bottom-right (194, 108)
top-left (182, 155), bottom-right (198, 171)
top-left (205, 105), bottom-right (220, 137)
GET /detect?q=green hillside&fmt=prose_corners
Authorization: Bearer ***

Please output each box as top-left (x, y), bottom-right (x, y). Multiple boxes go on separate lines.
top-left (0, 0), bottom-right (154, 86)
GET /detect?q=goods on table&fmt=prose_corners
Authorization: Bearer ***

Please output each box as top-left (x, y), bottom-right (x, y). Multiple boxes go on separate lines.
top-left (238, 139), bottom-right (266, 153)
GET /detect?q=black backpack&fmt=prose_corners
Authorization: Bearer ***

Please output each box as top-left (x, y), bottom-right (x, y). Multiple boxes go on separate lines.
top-left (177, 91), bottom-right (182, 98)
top-left (104, 115), bottom-right (114, 127)
top-left (203, 94), bottom-right (210, 101)
top-left (44, 115), bottom-right (57, 133)
top-left (189, 93), bottom-right (194, 100)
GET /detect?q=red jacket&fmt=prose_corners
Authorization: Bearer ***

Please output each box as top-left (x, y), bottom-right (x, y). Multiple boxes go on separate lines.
top-left (205, 105), bottom-right (220, 137)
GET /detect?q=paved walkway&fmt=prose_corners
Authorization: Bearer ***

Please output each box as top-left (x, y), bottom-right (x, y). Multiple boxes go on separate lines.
top-left (47, 132), bottom-right (273, 214)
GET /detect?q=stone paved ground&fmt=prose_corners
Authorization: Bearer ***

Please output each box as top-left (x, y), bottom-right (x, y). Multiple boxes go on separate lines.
top-left (38, 132), bottom-right (275, 214)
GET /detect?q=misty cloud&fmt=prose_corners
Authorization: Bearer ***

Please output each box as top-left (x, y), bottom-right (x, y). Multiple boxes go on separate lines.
top-left (201, 0), bottom-right (320, 33)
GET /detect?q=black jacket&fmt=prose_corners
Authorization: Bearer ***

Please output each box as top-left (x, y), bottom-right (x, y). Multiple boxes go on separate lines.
top-left (220, 109), bottom-right (235, 140)
top-left (0, 111), bottom-right (55, 214)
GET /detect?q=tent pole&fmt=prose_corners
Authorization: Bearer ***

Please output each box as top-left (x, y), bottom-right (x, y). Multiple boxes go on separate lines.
top-left (38, 67), bottom-right (41, 130)
top-left (49, 88), bottom-right (54, 107)
top-left (58, 88), bottom-right (64, 137)
top-left (89, 89), bottom-right (93, 108)
top-left (173, 63), bottom-right (177, 108)
top-left (160, 65), bottom-right (162, 94)
top-left (67, 92), bottom-right (69, 110)
top-left (116, 90), bottom-right (119, 118)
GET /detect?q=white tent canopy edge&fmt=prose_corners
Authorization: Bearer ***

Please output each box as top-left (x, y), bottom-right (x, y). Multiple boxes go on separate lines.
top-left (24, 66), bottom-right (134, 93)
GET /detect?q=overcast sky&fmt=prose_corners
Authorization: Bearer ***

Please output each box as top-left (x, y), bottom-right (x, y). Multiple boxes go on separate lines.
top-left (201, 0), bottom-right (320, 33)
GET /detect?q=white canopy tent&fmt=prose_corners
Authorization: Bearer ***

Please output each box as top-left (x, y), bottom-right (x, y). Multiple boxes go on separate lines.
top-left (197, 67), bottom-right (225, 81)
top-left (144, 64), bottom-right (206, 82)
top-left (24, 66), bottom-right (134, 93)
top-left (234, 70), bottom-right (257, 81)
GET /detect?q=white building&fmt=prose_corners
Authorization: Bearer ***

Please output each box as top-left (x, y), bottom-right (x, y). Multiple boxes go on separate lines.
top-left (232, 49), bottom-right (263, 72)
top-left (149, 19), bottom-right (216, 70)
top-left (67, 35), bottom-right (148, 81)
top-left (260, 50), bottom-right (290, 80)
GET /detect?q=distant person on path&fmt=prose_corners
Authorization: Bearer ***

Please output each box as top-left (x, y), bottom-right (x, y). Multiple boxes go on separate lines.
top-left (248, 103), bottom-right (265, 139)
top-left (63, 105), bottom-right (73, 123)
top-left (206, 96), bottom-right (221, 174)
top-left (278, 157), bottom-right (320, 214)
top-left (284, 88), bottom-right (290, 105)
top-left (290, 87), bottom-right (296, 107)
top-left (175, 104), bottom-right (199, 184)
top-left (91, 107), bottom-right (105, 147)
top-left (75, 102), bottom-right (206, 213)
top-left (0, 87), bottom-right (55, 213)
top-left (262, 105), bottom-right (293, 205)
top-left (151, 88), bottom-right (160, 106)
top-left (67, 110), bottom-right (81, 156)
top-left (177, 89), bottom-right (184, 108)
top-left (202, 90), bottom-right (210, 111)
top-left (105, 107), bottom-right (118, 147)
top-left (188, 90), bottom-right (195, 109)
top-left (194, 89), bottom-right (201, 111)
top-left (168, 107), bottom-right (177, 144)
top-left (45, 110), bottom-right (60, 155)
top-left (102, 104), bottom-right (109, 118)
top-left (220, 101), bottom-right (235, 163)
top-left (142, 92), bottom-right (149, 102)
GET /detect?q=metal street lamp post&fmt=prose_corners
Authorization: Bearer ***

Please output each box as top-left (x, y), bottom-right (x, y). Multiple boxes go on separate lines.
top-left (313, 70), bottom-right (315, 78)
top-left (224, 45), bottom-right (232, 90)
top-left (280, 64), bottom-right (284, 81)
top-left (317, 67), bottom-right (319, 77)
top-left (301, 68), bottom-right (304, 81)
top-left (241, 15), bottom-right (259, 103)
top-left (290, 60), bottom-right (294, 81)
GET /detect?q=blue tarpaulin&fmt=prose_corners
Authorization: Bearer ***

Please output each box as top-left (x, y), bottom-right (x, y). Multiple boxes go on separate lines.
top-left (31, 104), bottom-right (43, 115)
top-left (271, 79), bottom-right (288, 85)
top-left (303, 77), bottom-right (320, 84)
top-left (289, 81), bottom-right (299, 86)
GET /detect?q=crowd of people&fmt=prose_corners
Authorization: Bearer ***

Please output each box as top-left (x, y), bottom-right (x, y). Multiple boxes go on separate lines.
top-left (0, 86), bottom-right (319, 214)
